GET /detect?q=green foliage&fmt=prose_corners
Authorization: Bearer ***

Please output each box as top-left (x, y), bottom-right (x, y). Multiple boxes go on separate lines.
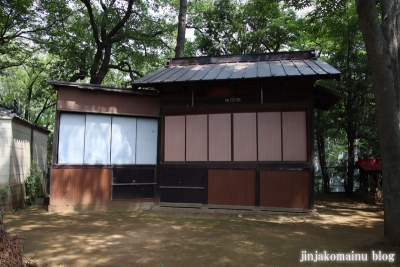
top-left (0, 187), bottom-right (8, 199)
top-left (188, 0), bottom-right (303, 55)
top-left (0, 0), bottom-right (382, 196)
top-left (0, 0), bottom-right (70, 70)
top-left (42, 0), bottom-right (176, 85)
top-left (0, 53), bottom-right (57, 127)
top-left (306, 1), bottom-right (379, 192)
top-left (25, 164), bottom-right (45, 205)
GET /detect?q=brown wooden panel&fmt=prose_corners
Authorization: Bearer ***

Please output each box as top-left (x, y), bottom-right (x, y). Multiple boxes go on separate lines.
top-left (282, 111), bottom-right (307, 161)
top-left (208, 169), bottom-right (255, 206)
top-left (162, 101), bottom-right (311, 115)
top-left (260, 170), bottom-right (309, 209)
top-left (164, 115), bottom-right (185, 161)
top-left (257, 112), bottom-right (282, 161)
top-left (57, 88), bottom-right (159, 116)
top-left (233, 113), bottom-right (257, 161)
top-left (209, 114), bottom-right (231, 161)
top-left (186, 115), bottom-right (208, 161)
top-left (209, 86), bottom-right (232, 98)
top-left (50, 168), bottom-right (111, 205)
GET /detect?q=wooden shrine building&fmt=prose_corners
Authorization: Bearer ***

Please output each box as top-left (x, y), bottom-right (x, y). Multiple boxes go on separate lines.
top-left (49, 49), bottom-right (342, 212)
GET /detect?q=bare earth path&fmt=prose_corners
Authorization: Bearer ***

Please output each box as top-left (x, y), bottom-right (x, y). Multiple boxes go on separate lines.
top-left (3, 194), bottom-right (400, 267)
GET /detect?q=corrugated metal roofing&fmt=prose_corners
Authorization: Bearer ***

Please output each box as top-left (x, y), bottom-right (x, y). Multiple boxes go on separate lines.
top-left (132, 50), bottom-right (340, 86)
top-left (47, 80), bottom-right (158, 95)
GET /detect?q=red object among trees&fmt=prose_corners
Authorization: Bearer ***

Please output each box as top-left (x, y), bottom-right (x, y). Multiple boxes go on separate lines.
top-left (355, 157), bottom-right (382, 172)
top-left (355, 157), bottom-right (382, 188)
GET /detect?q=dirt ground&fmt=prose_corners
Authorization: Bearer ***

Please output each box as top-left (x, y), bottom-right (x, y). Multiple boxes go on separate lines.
top-left (3, 194), bottom-right (400, 267)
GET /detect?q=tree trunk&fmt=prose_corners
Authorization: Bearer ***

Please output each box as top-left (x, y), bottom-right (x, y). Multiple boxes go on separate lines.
top-left (381, 1), bottom-right (400, 117)
top-left (345, 132), bottom-right (355, 193)
top-left (175, 0), bottom-right (187, 58)
top-left (24, 84), bottom-right (33, 121)
top-left (89, 45), bottom-right (104, 84)
top-left (315, 110), bottom-right (330, 193)
top-left (356, 0), bottom-right (400, 246)
top-left (91, 44), bottom-right (112, 85)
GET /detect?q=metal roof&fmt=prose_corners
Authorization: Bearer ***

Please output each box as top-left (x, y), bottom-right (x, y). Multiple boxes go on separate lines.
top-left (132, 50), bottom-right (340, 87)
top-left (47, 80), bottom-right (158, 95)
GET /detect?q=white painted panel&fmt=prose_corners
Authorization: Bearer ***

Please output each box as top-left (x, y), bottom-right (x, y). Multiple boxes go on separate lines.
top-left (111, 117), bottom-right (137, 164)
top-left (84, 115), bottom-right (111, 164)
top-left (136, 118), bottom-right (158, 164)
top-left (58, 113), bottom-right (85, 164)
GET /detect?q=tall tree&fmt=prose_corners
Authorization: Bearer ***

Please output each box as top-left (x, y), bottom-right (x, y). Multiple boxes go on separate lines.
top-left (188, 0), bottom-right (302, 55)
top-left (81, 0), bottom-right (135, 84)
top-left (175, 0), bottom-right (187, 58)
top-left (45, 0), bottom-right (175, 85)
top-left (293, 1), bottom-right (378, 194)
top-left (0, 54), bottom-right (57, 127)
top-left (355, 0), bottom-right (400, 246)
top-left (315, 109), bottom-right (331, 193)
top-left (0, 0), bottom-right (71, 70)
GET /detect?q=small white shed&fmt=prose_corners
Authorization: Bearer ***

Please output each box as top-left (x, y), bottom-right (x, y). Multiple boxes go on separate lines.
top-left (0, 107), bottom-right (50, 210)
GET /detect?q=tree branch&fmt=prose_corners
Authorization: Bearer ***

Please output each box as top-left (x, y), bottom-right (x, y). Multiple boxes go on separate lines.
top-left (81, 0), bottom-right (101, 46)
top-left (109, 61), bottom-right (144, 80)
top-left (106, 0), bottom-right (134, 40)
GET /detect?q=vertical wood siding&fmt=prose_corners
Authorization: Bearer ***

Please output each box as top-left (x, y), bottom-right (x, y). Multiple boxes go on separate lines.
top-left (164, 115), bottom-right (186, 161)
top-left (257, 112), bottom-right (282, 161)
top-left (51, 168), bottom-right (111, 205)
top-left (233, 113), bottom-right (257, 161)
top-left (282, 111), bottom-right (307, 161)
top-left (186, 115), bottom-right (208, 161)
top-left (57, 88), bottom-right (159, 116)
top-left (260, 170), bottom-right (309, 209)
top-left (208, 114), bottom-right (231, 161)
top-left (208, 169), bottom-right (255, 206)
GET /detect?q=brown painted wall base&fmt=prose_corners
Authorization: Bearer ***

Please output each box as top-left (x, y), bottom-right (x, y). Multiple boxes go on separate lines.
top-left (51, 168), bottom-right (112, 206)
top-left (208, 169), bottom-right (256, 206)
top-left (260, 170), bottom-right (309, 209)
top-left (48, 200), bottom-right (154, 212)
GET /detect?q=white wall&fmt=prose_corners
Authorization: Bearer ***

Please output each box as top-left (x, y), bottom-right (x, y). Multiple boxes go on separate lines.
top-left (0, 116), bottom-right (49, 209)
top-left (9, 121), bottom-right (32, 185)
top-left (7, 121), bottom-right (48, 185)
top-left (33, 129), bottom-right (49, 172)
top-left (0, 118), bottom-right (12, 187)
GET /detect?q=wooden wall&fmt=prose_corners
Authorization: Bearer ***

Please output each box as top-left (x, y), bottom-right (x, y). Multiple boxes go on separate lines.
top-left (208, 169), bottom-right (255, 206)
top-left (282, 112), bottom-right (308, 161)
top-left (257, 112), bottom-right (281, 161)
top-left (51, 168), bottom-right (111, 205)
top-left (164, 115), bottom-right (185, 161)
top-left (163, 111), bottom-right (308, 163)
top-left (57, 88), bottom-right (159, 116)
top-left (260, 170), bottom-right (309, 209)
top-left (186, 115), bottom-right (208, 161)
top-left (208, 114), bottom-right (231, 161)
top-left (233, 113), bottom-right (257, 161)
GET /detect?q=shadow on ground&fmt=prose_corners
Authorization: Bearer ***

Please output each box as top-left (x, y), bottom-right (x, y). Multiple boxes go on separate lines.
top-left (3, 194), bottom-right (399, 267)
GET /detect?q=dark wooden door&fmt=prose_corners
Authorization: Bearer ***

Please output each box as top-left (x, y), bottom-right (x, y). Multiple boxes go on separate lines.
top-left (159, 169), bottom-right (206, 203)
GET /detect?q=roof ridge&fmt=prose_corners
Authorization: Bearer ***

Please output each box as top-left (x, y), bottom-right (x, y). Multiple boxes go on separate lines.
top-left (168, 50), bottom-right (316, 66)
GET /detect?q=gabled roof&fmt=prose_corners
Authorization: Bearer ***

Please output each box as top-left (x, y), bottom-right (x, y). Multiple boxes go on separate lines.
top-left (132, 50), bottom-right (340, 87)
